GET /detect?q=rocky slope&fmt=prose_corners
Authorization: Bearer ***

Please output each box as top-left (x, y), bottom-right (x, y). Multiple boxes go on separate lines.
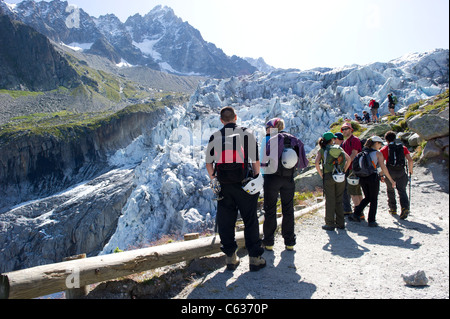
top-left (0, 13), bottom-right (80, 91)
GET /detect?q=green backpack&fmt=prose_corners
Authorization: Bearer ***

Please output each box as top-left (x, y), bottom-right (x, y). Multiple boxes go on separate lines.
top-left (322, 145), bottom-right (346, 174)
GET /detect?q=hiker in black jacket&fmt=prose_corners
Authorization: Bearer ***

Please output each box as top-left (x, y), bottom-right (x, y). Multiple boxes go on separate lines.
top-left (205, 106), bottom-right (265, 272)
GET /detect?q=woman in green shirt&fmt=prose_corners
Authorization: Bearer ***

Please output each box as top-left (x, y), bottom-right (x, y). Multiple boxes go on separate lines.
top-left (315, 132), bottom-right (351, 231)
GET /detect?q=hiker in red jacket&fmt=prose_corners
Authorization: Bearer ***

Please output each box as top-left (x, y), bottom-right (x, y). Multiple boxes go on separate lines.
top-left (369, 99), bottom-right (379, 122)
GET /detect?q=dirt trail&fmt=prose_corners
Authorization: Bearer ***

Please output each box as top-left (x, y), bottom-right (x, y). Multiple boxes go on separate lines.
top-left (173, 163), bottom-right (449, 299)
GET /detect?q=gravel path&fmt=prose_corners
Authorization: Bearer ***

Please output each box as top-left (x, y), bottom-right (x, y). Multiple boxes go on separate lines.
top-left (173, 164), bottom-right (449, 299)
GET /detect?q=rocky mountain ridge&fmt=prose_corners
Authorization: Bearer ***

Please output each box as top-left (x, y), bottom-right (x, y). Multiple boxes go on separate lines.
top-left (0, 0), bottom-right (257, 78)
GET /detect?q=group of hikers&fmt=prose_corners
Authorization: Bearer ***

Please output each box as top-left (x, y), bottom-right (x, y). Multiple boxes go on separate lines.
top-left (351, 93), bottom-right (398, 124)
top-left (205, 105), bottom-right (412, 272)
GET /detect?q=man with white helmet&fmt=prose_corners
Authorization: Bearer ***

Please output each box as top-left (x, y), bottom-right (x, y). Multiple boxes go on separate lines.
top-left (262, 118), bottom-right (308, 251)
top-left (205, 106), bottom-right (265, 272)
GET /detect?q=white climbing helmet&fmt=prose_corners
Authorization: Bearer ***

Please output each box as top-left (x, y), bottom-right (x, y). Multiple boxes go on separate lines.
top-left (332, 172), bottom-right (346, 183)
top-left (242, 174), bottom-right (264, 195)
top-left (347, 175), bottom-right (360, 186)
top-left (281, 148), bottom-right (298, 169)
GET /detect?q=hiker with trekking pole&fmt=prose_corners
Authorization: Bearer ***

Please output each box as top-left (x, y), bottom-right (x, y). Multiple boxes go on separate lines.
top-left (380, 131), bottom-right (414, 220)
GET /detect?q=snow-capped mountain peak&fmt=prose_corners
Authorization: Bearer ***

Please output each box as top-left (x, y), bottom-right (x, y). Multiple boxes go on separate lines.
top-left (1, 0), bottom-right (256, 78)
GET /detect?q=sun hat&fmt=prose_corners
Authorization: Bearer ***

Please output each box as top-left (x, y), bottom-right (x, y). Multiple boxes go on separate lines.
top-left (322, 132), bottom-right (337, 141)
top-left (370, 136), bottom-right (384, 143)
top-left (341, 122), bottom-right (353, 132)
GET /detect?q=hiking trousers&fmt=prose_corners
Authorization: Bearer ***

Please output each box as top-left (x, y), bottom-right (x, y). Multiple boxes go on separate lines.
top-left (385, 168), bottom-right (409, 212)
top-left (354, 174), bottom-right (380, 223)
top-left (262, 174), bottom-right (296, 247)
top-left (323, 173), bottom-right (346, 228)
top-left (217, 183), bottom-right (264, 258)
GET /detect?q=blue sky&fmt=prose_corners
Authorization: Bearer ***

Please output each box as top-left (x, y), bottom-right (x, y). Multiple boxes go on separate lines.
top-left (5, 0), bottom-right (450, 70)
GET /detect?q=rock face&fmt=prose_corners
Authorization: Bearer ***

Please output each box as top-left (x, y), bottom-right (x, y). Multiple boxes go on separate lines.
top-left (0, 106), bottom-right (165, 214)
top-left (0, 13), bottom-right (80, 90)
top-left (0, 167), bottom-right (135, 273)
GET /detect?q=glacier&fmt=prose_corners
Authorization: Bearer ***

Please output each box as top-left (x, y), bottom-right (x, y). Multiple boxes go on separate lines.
top-left (101, 49), bottom-right (449, 253)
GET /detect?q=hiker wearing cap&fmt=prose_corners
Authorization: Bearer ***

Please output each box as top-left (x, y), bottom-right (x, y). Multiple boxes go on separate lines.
top-left (262, 118), bottom-right (308, 250)
top-left (334, 132), bottom-right (344, 146)
top-left (315, 132), bottom-right (351, 230)
top-left (380, 131), bottom-right (414, 219)
top-left (341, 122), bottom-right (363, 216)
top-left (205, 106), bottom-right (266, 272)
top-left (348, 136), bottom-right (396, 227)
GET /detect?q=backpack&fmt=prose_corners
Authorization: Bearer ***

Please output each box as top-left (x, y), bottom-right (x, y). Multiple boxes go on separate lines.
top-left (275, 136), bottom-right (298, 177)
top-left (352, 148), bottom-right (377, 177)
top-left (387, 141), bottom-right (405, 169)
top-left (322, 145), bottom-right (346, 174)
top-left (373, 101), bottom-right (379, 109)
top-left (393, 96), bottom-right (398, 104)
top-left (215, 131), bottom-right (249, 184)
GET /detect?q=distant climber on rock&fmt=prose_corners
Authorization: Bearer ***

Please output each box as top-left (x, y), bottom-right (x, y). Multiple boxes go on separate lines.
top-left (388, 93), bottom-right (397, 116)
top-left (369, 99), bottom-right (379, 123)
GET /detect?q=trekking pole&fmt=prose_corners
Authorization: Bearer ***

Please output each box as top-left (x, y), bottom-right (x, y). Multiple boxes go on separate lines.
top-left (409, 172), bottom-right (412, 208)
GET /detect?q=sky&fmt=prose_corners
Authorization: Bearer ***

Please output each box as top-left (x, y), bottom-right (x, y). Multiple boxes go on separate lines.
top-left (5, 0), bottom-right (450, 70)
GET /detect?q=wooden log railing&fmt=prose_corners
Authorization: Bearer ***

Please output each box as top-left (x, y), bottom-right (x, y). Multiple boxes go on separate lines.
top-left (0, 201), bottom-right (324, 299)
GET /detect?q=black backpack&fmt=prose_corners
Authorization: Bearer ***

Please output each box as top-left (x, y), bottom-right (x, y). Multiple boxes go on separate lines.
top-left (275, 136), bottom-right (298, 177)
top-left (215, 130), bottom-right (250, 184)
top-left (387, 141), bottom-right (406, 169)
top-left (352, 148), bottom-right (377, 177)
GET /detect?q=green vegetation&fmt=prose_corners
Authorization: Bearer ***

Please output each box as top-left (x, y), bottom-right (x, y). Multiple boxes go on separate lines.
top-left (0, 100), bottom-right (170, 143)
top-left (329, 118), bottom-right (366, 137)
top-left (0, 89), bottom-right (44, 98)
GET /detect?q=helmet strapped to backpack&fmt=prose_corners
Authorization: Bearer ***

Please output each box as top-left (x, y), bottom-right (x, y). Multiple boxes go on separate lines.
top-left (347, 174), bottom-right (360, 185)
top-left (332, 168), bottom-right (346, 183)
top-left (281, 148), bottom-right (298, 169)
top-left (242, 174), bottom-right (264, 195)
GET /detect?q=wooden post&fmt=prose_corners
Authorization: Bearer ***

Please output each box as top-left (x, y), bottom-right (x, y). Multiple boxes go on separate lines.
top-left (0, 202), bottom-right (325, 299)
top-left (63, 254), bottom-right (89, 299)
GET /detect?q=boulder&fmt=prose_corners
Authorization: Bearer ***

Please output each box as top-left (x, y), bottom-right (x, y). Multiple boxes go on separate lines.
top-left (408, 133), bottom-right (424, 147)
top-left (359, 123), bottom-right (392, 140)
top-left (407, 113), bottom-right (449, 140)
top-left (421, 140), bottom-right (442, 159)
top-left (294, 167), bottom-right (323, 192)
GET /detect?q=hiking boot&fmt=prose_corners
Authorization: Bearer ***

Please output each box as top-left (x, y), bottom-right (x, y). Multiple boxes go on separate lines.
top-left (360, 214), bottom-right (366, 220)
top-left (285, 245), bottom-right (295, 251)
top-left (389, 209), bottom-right (397, 216)
top-left (400, 208), bottom-right (410, 220)
top-left (322, 225), bottom-right (335, 231)
top-left (348, 213), bottom-right (361, 222)
top-left (226, 251), bottom-right (240, 271)
top-left (249, 256), bottom-right (266, 272)
top-left (368, 221), bottom-right (378, 227)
